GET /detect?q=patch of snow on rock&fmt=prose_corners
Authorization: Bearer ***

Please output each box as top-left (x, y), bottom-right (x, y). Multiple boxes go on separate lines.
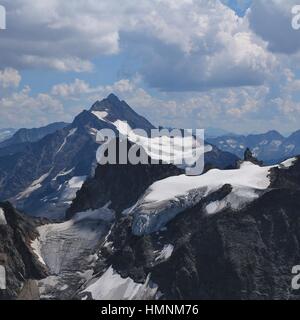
top-left (155, 244), bottom-right (174, 262)
top-left (0, 265), bottom-right (6, 290)
top-left (81, 266), bottom-right (158, 300)
top-left (0, 208), bottom-right (7, 225)
top-left (16, 171), bottom-right (52, 200)
top-left (92, 111), bottom-right (109, 122)
top-left (280, 157), bottom-right (297, 168)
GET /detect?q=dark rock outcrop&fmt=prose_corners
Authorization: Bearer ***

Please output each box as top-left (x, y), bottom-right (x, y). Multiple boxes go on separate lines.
top-left (0, 202), bottom-right (47, 300)
top-left (93, 157), bottom-right (300, 300)
top-left (243, 148), bottom-right (263, 166)
top-left (67, 138), bottom-right (183, 218)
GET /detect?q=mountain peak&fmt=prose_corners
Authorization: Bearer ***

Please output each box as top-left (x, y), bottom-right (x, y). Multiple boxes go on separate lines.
top-left (90, 94), bottom-right (125, 115)
top-left (89, 94), bottom-right (155, 131)
top-left (243, 148), bottom-right (263, 166)
top-left (107, 93), bottom-right (121, 103)
top-left (265, 130), bottom-right (283, 139)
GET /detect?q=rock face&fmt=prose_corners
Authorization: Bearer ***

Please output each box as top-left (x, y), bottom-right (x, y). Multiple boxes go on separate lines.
top-left (243, 148), bottom-right (263, 166)
top-left (2, 156), bottom-right (300, 300)
top-left (67, 139), bottom-right (183, 219)
top-left (0, 202), bottom-right (47, 300)
top-left (80, 157), bottom-right (300, 300)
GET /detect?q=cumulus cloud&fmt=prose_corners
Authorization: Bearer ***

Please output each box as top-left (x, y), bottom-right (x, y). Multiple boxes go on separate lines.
top-left (248, 0), bottom-right (300, 54)
top-left (0, 68), bottom-right (21, 88)
top-left (121, 0), bottom-right (277, 91)
top-left (39, 71), bottom-right (300, 134)
top-left (51, 79), bottom-right (92, 98)
top-left (2, 1), bottom-right (300, 133)
top-left (51, 78), bottom-right (136, 99)
top-left (0, 77), bottom-right (64, 128)
top-left (3, 71), bottom-right (300, 133)
top-left (1, 0), bottom-right (276, 91)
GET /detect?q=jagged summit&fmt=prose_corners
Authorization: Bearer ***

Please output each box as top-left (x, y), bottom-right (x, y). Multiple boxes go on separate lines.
top-left (90, 94), bottom-right (155, 131)
top-left (243, 148), bottom-right (263, 166)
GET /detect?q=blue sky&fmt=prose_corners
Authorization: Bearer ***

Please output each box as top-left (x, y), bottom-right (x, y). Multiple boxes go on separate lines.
top-left (1, 0), bottom-right (300, 134)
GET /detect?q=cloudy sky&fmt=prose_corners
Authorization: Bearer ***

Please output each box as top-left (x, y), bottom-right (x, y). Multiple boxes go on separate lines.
top-left (1, 0), bottom-right (300, 134)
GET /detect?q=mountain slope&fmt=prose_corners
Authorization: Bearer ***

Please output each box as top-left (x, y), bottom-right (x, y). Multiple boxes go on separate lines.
top-left (67, 139), bottom-right (184, 219)
top-left (76, 156), bottom-right (300, 300)
top-left (2, 154), bottom-right (300, 300)
top-left (0, 128), bottom-right (17, 143)
top-left (0, 95), bottom-right (157, 219)
top-left (0, 202), bottom-right (47, 299)
top-left (0, 122), bottom-right (68, 149)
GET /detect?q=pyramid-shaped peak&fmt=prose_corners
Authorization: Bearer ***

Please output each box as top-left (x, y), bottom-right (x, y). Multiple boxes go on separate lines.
top-left (89, 94), bottom-right (155, 132)
top-left (90, 93), bottom-right (123, 112)
top-left (107, 93), bottom-right (121, 103)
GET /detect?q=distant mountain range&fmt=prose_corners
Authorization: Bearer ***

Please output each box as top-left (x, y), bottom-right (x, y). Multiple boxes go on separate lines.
top-left (0, 122), bottom-right (68, 157)
top-left (207, 130), bottom-right (300, 164)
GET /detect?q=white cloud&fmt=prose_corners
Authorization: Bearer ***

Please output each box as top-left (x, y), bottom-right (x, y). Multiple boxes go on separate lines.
top-left (248, 0), bottom-right (300, 54)
top-left (51, 78), bottom-right (136, 100)
top-left (1, 0), bottom-right (276, 91)
top-left (2, 1), bottom-right (300, 132)
top-left (3, 72), bottom-right (300, 133)
top-left (52, 79), bottom-right (92, 98)
top-left (0, 85), bottom-right (64, 128)
top-left (22, 56), bottom-right (93, 73)
top-left (0, 68), bottom-right (21, 88)
top-left (123, 0), bottom-right (277, 91)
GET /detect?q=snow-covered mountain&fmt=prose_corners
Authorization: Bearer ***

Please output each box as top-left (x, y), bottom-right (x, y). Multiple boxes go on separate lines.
top-left (0, 95), bottom-right (157, 219)
top-left (207, 130), bottom-right (300, 164)
top-left (90, 93), bottom-right (155, 132)
top-left (70, 153), bottom-right (300, 300)
top-left (3, 152), bottom-right (300, 299)
top-left (0, 94), bottom-right (238, 219)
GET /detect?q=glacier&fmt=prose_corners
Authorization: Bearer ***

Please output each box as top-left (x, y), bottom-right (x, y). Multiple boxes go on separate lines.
top-left (129, 159), bottom-right (298, 236)
top-left (31, 206), bottom-right (115, 299)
